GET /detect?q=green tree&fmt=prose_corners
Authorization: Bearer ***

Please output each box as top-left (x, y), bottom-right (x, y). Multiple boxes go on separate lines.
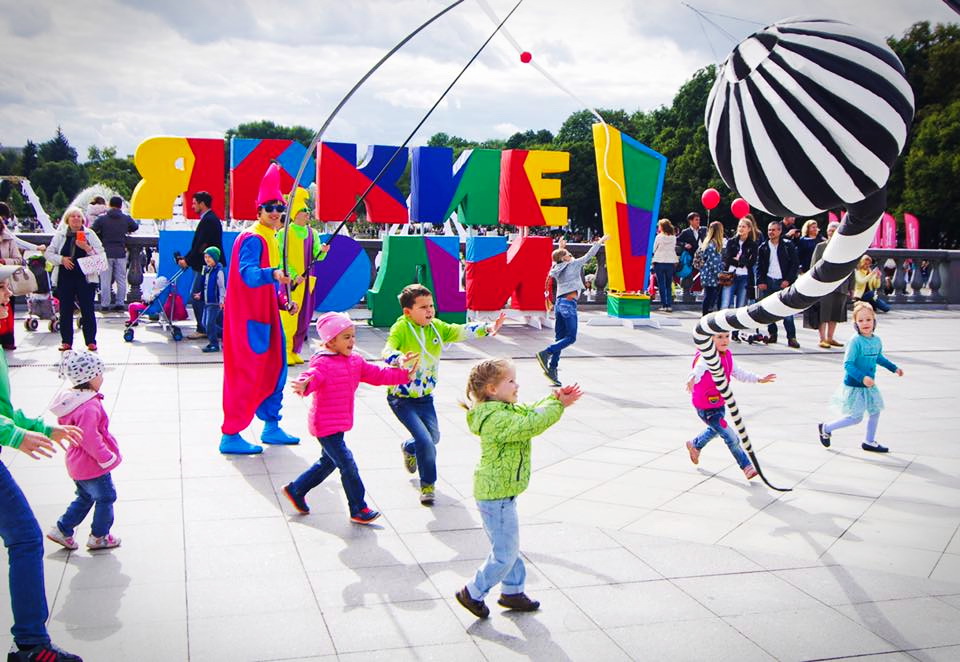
top-left (556, 109), bottom-right (634, 144)
top-left (83, 145), bottom-right (141, 198)
top-left (38, 127), bottom-right (78, 164)
top-left (225, 120), bottom-right (314, 145)
top-left (30, 160), bottom-right (85, 203)
top-left (18, 141), bottom-right (38, 177)
top-left (50, 187), bottom-right (69, 220)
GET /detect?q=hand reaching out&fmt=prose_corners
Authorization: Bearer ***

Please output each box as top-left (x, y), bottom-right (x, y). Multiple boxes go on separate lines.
top-left (17, 431), bottom-right (57, 459)
top-left (488, 312), bottom-right (506, 336)
top-left (400, 352), bottom-right (420, 376)
top-left (291, 378), bottom-right (311, 395)
top-left (554, 383), bottom-right (583, 407)
top-left (896, 368), bottom-right (904, 377)
top-left (758, 373), bottom-right (777, 384)
top-left (50, 425), bottom-right (82, 449)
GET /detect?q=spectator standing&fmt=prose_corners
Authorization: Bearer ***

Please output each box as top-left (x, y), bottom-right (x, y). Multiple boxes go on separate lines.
top-left (757, 221), bottom-right (800, 348)
top-left (651, 219), bottom-right (678, 312)
top-left (91, 197), bottom-right (138, 311)
top-left (85, 197), bottom-right (108, 228)
top-left (177, 192), bottom-right (223, 339)
top-left (0, 221), bottom-right (25, 350)
top-left (698, 221), bottom-right (725, 315)
top-left (677, 212), bottom-right (706, 296)
top-left (797, 219), bottom-right (822, 273)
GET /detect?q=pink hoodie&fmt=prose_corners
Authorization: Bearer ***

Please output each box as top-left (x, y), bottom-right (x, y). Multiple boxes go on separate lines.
top-left (300, 352), bottom-right (410, 438)
top-left (49, 390), bottom-right (121, 481)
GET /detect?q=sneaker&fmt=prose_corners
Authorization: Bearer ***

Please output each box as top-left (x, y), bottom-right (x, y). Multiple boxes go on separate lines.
top-left (46, 526), bottom-right (78, 551)
top-left (862, 442), bottom-right (889, 453)
top-left (8, 642), bottom-right (83, 661)
top-left (401, 443), bottom-right (417, 474)
top-left (350, 507), bottom-right (381, 524)
top-left (455, 587), bottom-right (490, 619)
top-left (86, 533), bottom-right (121, 550)
top-left (545, 368), bottom-right (562, 388)
top-left (818, 423), bottom-right (831, 448)
top-left (764, 335), bottom-right (777, 344)
top-left (201, 344), bottom-right (220, 353)
top-left (743, 465), bottom-right (758, 480)
top-left (420, 484), bottom-right (435, 505)
top-left (685, 440), bottom-right (700, 465)
top-left (186, 332), bottom-right (207, 340)
top-left (497, 592), bottom-right (540, 611)
top-left (787, 338), bottom-right (800, 349)
top-left (86, 344), bottom-right (97, 352)
top-left (663, 307), bottom-right (672, 313)
top-left (282, 483), bottom-right (309, 514)
top-left (535, 350), bottom-right (551, 376)
top-left (57, 343), bottom-right (72, 352)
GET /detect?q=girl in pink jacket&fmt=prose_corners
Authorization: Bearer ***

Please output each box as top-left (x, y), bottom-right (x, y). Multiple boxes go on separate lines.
top-left (46, 351), bottom-right (122, 550)
top-left (282, 312), bottom-right (415, 523)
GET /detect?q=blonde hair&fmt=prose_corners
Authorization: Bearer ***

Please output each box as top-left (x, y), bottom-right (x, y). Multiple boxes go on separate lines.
top-left (742, 214), bottom-right (760, 241)
top-left (461, 358), bottom-right (513, 410)
top-left (60, 206), bottom-right (85, 229)
top-left (801, 219), bottom-right (819, 237)
top-left (858, 254), bottom-right (873, 270)
top-left (657, 218), bottom-right (675, 235)
top-left (701, 221), bottom-right (724, 252)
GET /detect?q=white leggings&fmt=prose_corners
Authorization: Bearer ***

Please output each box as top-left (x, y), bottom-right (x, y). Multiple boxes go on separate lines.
top-left (824, 412), bottom-right (880, 443)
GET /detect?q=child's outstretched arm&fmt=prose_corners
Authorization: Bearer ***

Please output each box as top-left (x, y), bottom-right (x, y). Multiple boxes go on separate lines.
top-left (484, 395), bottom-right (566, 444)
top-left (359, 358), bottom-right (416, 387)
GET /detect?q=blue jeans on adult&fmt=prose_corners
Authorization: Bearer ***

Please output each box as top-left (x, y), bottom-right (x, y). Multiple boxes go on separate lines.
top-left (57, 472), bottom-right (117, 538)
top-left (720, 274), bottom-right (749, 310)
top-left (0, 459), bottom-right (50, 647)
top-left (288, 432), bottom-right (368, 516)
top-left (861, 289), bottom-right (891, 312)
top-left (761, 277), bottom-right (796, 339)
top-left (691, 407), bottom-right (752, 469)
top-left (466, 496), bottom-right (525, 600)
top-left (546, 297), bottom-right (578, 370)
top-left (653, 262), bottom-right (675, 307)
top-left (701, 285), bottom-right (720, 315)
top-left (387, 394), bottom-right (440, 486)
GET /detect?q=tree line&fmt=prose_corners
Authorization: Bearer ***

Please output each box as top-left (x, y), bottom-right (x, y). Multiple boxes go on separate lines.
top-left (1, 21), bottom-right (956, 247)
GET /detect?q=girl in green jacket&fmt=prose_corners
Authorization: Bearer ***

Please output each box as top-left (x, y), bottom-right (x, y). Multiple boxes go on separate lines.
top-left (455, 359), bottom-right (581, 619)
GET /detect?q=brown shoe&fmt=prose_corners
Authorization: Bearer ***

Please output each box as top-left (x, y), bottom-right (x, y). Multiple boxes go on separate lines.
top-left (686, 440), bottom-right (700, 465)
top-left (187, 332), bottom-right (207, 340)
top-left (455, 587), bottom-right (489, 619)
top-left (498, 592), bottom-right (540, 612)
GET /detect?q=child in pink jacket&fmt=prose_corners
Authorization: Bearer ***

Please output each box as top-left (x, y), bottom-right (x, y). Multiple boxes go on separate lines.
top-left (46, 351), bottom-right (122, 551)
top-left (282, 312), bottom-right (415, 524)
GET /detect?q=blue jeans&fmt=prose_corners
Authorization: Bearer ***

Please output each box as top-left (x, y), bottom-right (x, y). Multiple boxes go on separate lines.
top-left (720, 274), bottom-right (749, 309)
top-left (824, 412), bottom-right (881, 443)
top-left (861, 290), bottom-right (891, 312)
top-left (0, 459), bottom-right (50, 647)
top-left (545, 297), bottom-right (578, 370)
top-left (467, 497), bottom-right (525, 600)
top-left (98, 256), bottom-right (128, 307)
top-left (692, 407), bottom-right (752, 469)
top-left (203, 304), bottom-right (222, 346)
top-left (701, 285), bottom-right (720, 315)
top-left (653, 262), bottom-right (675, 307)
top-left (57, 473), bottom-right (117, 538)
top-left (387, 394), bottom-right (440, 486)
top-left (289, 433), bottom-right (368, 516)
top-left (762, 277), bottom-right (796, 339)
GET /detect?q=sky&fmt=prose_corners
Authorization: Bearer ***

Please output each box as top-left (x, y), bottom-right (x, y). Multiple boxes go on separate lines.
top-left (0, 0), bottom-right (956, 159)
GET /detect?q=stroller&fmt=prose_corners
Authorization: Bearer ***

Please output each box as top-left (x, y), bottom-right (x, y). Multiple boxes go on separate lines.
top-left (23, 253), bottom-right (61, 333)
top-left (122, 267), bottom-right (190, 343)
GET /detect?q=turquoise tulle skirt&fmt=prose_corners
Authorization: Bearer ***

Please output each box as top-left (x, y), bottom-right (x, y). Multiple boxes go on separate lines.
top-left (832, 384), bottom-right (885, 417)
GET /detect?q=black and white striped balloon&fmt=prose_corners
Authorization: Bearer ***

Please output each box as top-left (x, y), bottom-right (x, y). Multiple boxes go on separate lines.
top-left (705, 17), bottom-right (914, 217)
top-left (697, 18), bottom-right (914, 491)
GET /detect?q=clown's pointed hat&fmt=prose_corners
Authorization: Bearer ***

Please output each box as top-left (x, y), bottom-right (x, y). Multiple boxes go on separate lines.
top-left (256, 162), bottom-right (284, 207)
top-left (288, 187), bottom-right (310, 218)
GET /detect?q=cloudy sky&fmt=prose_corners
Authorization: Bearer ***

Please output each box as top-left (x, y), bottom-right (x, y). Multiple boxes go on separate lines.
top-left (0, 0), bottom-right (955, 158)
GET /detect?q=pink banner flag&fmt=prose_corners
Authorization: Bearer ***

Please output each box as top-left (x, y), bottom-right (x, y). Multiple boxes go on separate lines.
top-left (870, 219), bottom-right (883, 248)
top-left (881, 212), bottom-right (897, 248)
top-left (828, 211), bottom-right (839, 223)
top-left (904, 213), bottom-right (920, 249)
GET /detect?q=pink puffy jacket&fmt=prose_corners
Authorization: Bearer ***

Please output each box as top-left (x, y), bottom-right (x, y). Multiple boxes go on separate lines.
top-left (49, 390), bottom-right (121, 481)
top-left (300, 352), bottom-right (410, 438)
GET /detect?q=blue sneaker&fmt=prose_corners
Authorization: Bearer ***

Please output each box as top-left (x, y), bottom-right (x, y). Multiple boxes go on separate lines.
top-left (261, 421), bottom-right (299, 445)
top-left (8, 642), bottom-right (83, 661)
top-left (219, 433), bottom-right (263, 455)
top-left (350, 507), bottom-right (380, 524)
top-left (282, 483), bottom-right (309, 514)
top-left (535, 350), bottom-right (551, 375)
top-left (201, 344), bottom-right (220, 353)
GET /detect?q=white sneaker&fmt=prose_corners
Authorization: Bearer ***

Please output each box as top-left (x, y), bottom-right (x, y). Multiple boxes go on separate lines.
top-left (87, 533), bottom-right (121, 549)
top-left (46, 526), bottom-right (78, 550)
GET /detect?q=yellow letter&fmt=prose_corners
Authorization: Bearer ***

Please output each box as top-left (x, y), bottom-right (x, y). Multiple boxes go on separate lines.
top-left (130, 137), bottom-right (195, 219)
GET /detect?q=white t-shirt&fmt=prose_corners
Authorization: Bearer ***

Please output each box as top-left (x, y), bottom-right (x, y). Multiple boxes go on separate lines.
top-left (767, 241), bottom-right (782, 280)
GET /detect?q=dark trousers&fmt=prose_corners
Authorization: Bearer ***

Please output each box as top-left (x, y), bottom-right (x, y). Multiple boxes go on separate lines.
top-left (763, 277), bottom-right (796, 339)
top-left (56, 268), bottom-right (97, 346)
top-left (289, 433), bottom-right (367, 516)
top-left (701, 285), bottom-right (720, 315)
top-left (191, 271), bottom-right (204, 333)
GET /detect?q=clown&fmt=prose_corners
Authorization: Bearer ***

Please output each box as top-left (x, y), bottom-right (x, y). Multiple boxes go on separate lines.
top-left (219, 163), bottom-right (301, 454)
top-left (277, 187), bottom-right (328, 365)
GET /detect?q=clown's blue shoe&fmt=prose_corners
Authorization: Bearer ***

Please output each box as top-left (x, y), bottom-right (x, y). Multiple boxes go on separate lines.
top-left (219, 433), bottom-right (263, 455)
top-left (261, 421), bottom-right (300, 445)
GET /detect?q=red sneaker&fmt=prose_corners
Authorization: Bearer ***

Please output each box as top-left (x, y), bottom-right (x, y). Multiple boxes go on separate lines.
top-left (743, 465), bottom-right (758, 480)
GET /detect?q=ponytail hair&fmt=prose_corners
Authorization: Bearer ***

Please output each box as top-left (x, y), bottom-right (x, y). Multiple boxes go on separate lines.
top-left (461, 358), bottom-right (513, 410)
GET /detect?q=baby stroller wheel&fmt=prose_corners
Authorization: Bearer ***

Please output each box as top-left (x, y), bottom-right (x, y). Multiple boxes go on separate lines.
top-left (172, 327), bottom-right (183, 342)
top-left (49, 319), bottom-right (60, 333)
top-left (123, 328), bottom-right (134, 343)
top-left (25, 318), bottom-right (39, 332)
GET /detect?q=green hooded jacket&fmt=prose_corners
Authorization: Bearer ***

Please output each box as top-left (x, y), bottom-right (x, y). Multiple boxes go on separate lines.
top-left (0, 349), bottom-right (52, 450)
top-left (467, 395), bottom-right (564, 501)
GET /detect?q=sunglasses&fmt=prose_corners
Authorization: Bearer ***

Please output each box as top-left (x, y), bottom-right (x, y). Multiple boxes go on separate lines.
top-left (261, 203), bottom-right (287, 213)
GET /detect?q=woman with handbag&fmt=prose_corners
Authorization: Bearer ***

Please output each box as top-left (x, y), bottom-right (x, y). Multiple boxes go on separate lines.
top-left (0, 222), bottom-right (26, 350)
top-left (720, 218), bottom-right (758, 342)
top-left (45, 207), bottom-right (104, 351)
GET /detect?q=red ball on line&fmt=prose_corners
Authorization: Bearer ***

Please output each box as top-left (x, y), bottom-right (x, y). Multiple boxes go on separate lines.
top-left (520, 51), bottom-right (532, 63)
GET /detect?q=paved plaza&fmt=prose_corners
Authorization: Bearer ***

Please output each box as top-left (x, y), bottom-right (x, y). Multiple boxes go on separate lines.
top-left (2, 306), bottom-right (959, 661)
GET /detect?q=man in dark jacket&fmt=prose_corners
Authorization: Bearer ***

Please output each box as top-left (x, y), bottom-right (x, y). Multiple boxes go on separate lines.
top-left (757, 220), bottom-right (800, 348)
top-left (676, 212), bottom-right (706, 299)
top-left (91, 196), bottom-right (139, 311)
top-left (177, 191), bottom-right (224, 338)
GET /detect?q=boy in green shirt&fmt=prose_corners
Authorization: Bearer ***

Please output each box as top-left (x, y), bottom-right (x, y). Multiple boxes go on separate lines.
top-left (382, 284), bottom-right (504, 504)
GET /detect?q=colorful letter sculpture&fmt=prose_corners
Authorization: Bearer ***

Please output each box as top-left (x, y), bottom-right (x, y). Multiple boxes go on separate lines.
top-left (130, 137), bottom-right (195, 219)
top-left (465, 236), bottom-right (552, 311)
top-left (366, 236), bottom-right (465, 327)
top-left (317, 142), bottom-right (409, 224)
top-left (230, 139), bottom-right (315, 221)
top-left (409, 147), bottom-right (501, 226)
top-left (310, 233), bottom-right (372, 312)
top-left (499, 149), bottom-right (570, 227)
top-left (592, 123), bottom-right (667, 317)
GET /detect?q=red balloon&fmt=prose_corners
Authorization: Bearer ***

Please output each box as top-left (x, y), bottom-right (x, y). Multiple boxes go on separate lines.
top-left (520, 51), bottom-right (532, 63)
top-left (701, 188), bottom-right (720, 210)
top-left (731, 197), bottom-right (750, 220)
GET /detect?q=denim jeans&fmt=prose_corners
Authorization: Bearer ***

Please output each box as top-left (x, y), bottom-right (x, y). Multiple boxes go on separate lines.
top-left (545, 297), bottom-right (578, 370)
top-left (861, 290), bottom-right (891, 313)
top-left (466, 496), bottom-right (525, 600)
top-left (691, 407), bottom-right (752, 469)
top-left (203, 304), bottom-right (222, 346)
top-left (761, 277), bottom-right (797, 339)
top-left (387, 394), bottom-right (440, 486)
top-left (57, 473), bottom-right (117, 538)
top-left (824, 412), bottom-right (881, 443)
top-left (701, 285), bottom-right (720, 315)
top-left (289, 433), bottom-right (368, 516)
top-left (98, 257), bottom-right (128, 307)
top-left (720, 274), bottom-right (749, 309)
top-left (653, 262), bottom-right (675, 307)
top-left (0, 459), bottom-right (50, 647)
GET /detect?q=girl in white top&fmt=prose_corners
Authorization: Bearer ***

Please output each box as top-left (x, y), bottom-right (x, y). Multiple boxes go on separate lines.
top-left (651, 218), bottom-right (678, 312)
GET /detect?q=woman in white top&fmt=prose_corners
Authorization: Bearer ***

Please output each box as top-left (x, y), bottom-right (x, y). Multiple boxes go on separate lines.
top-left (651, 218), bottom-right (678, 312)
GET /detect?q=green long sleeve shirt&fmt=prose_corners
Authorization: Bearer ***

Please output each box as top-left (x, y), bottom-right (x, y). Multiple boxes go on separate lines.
top-left (0, 350), bottom-right (52, 450)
